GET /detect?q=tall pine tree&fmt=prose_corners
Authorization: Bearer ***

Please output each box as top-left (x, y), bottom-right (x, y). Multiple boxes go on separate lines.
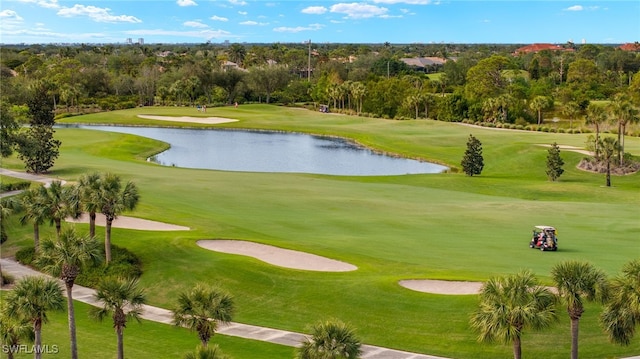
top-left (545, 142), bottom-right (564, 181)
top-left (461, 134), bottom-right (484, 176)
top-left (16, 81), bottom-right (61, 173)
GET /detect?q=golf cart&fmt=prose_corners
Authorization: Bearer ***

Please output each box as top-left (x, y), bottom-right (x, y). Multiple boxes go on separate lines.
top-left (529, 226), bottom-right (558, 251)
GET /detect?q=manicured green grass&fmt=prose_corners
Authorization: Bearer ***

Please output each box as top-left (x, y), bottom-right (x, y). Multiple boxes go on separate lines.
top-left (3, 105), bottom-right (639, 358)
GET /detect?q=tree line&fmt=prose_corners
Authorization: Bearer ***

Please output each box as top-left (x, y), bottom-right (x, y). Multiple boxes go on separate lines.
top-left (2, 43), bottom-right (638, 175)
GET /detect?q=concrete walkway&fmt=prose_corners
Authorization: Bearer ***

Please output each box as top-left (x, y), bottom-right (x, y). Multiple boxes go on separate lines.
top-left (0, 258), bottom-right (448, 359)
top-left (0, 168), bottom-right (67, 198)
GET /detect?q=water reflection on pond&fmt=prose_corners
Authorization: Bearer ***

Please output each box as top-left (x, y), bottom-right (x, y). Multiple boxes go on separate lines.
top-left (72, 125), bottom-right (448, 176)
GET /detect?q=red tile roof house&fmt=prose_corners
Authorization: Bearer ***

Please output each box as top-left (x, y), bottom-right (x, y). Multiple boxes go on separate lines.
top-left (513, 43), bottom-right (570, 55)
top-left (619, 42), bottom-right (640, 52)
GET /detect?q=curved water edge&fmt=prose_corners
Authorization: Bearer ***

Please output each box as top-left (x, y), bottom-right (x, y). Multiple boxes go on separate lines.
top-left (59, 124), bottom-right (449, 176)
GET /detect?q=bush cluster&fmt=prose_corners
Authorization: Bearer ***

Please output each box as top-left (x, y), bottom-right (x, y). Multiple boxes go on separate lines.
top-left (15, 244), bottom-right (143, 287)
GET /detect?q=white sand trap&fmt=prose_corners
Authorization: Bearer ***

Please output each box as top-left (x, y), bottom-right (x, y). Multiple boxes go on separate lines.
top-left (66, 213), bottom-right (190, 231)
top-left (537, 144), bottom-right (593, 156)
top-left (137, 115), bottom-right (238, 124)
top-left (197, 240), bottom-right (357, 272)
top-left (399, 279), bottom-right (483, 295)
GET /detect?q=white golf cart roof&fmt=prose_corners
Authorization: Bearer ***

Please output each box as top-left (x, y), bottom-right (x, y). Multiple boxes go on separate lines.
top-left (534, 226), bottom-right (556, 231)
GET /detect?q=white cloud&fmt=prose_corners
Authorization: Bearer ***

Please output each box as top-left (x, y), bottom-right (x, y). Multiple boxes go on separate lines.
top-left (229, 0), bottom-right (247, 5)
top-left (302, 6), bottom-right (328, 15)
top-left (565, 5), bottom-right (583, 11)
top-left (240, 20), bottom-right (268, 26)
top-left (0, 10), bottom-right (24, 21)
top-left (238, 11), bottom-right (248, 15)
top-left (379, 14), bottom-right (402, 18)
top-left (57, 5), bottom-right (142, 23)
top-left (273, 23), bottom-right (324, 33)
top-left (126, 28), bottom-right (233, 40)
top-left (184, 20), bottom-right (208, 28)
top-left (177, 0), bottom-right (197, 6)
top-left (373, 0), bottom-right (432, 4)
top-left (330, 3), bottom-right (388, 19)
top-left (211, 15), bottom-right (229, 22)
top-left (18, 0), bottom-right (59, 9)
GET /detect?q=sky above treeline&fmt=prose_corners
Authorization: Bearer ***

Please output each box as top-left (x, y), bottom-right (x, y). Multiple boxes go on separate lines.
top-left (1, 0), bottom-right (638, 45)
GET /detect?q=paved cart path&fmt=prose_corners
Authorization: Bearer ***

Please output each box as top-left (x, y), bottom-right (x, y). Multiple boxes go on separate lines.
top-left (0, 258), bottom-right (449, 359)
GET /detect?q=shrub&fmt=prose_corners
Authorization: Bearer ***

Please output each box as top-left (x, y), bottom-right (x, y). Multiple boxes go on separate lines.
top-left (15, 246), bottom-right (36, 265)
top-left (0, 181), bottom-right (30, 192)
top-left (1, 273), bottom-right (14, 286)
top-left (15, 244), bottom-right (142, 287)
top-left (76, 244), bottom-right (143, 287)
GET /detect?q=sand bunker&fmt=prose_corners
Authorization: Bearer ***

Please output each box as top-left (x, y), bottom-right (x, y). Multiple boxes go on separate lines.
top-left (197, 240), bottom-right (357, 272)
top-left (66, 213), bottom-right (190, 231)
top-left (399, 279), bottom-right (483, 295)
top-left (537, 144), bottom-right (593, 156)
top-left (137, 115), bottom-right (238, 124)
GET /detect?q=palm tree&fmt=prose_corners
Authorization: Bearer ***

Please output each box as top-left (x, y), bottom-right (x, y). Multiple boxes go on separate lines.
top-left (184, 344), bottom-right (230, 359)
top-left (91, 277), bottom-right (146, 359)
top-left (77, 172), bottom-right (102, 238)
top-left (98, 173), bottom-right (139, 263)
top-left (297, 319), bottom-right (362, 359)
top-left (0, 302), bottom-right (35, 359)
top-left (530, 96), bottom-right (551, 125)
top-left (495, 94), bottom-right (514, 123)
top-left (350, 82), bottom-right (366, 115)
top-left (1, 196), bottom-right (21, 280)
top-left (562, 101), bottom-right (580, 130)
top-left (585, 103), bottom-right (608, 158)
top-left (599, 137), bottom-right (620, 187)
top-left (172, 283), bottom-right (234, 347)
top-left (19, 186), bottom-right (49, 252)
top-left (470, 270), bottom-right (557, 359)
top-left (5, 276), bottom-right (64, 359)
top-left (551, 261), bottom-right (608, 359)
top-left (42, 180), bottom-right (80, 239)
top-left (37, 227), bottom-right (101, 359)
top-left (609, 94), bottom-right (640, 164)
top-left (601, 259), bottom-right (640, 346)
top-left (404, 93), bottom-right (422, 119)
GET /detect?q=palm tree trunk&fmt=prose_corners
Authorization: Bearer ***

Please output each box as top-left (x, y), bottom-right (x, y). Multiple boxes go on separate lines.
top-left (594, 125), bottom-right (600, 159)
top-left (105, 219), bottom-right (113, 264)
top-left (618, 123), bottom-right (623, 164)
top-left (606, 160), bottom-right (611, 187)
top-left (55, 219), bottom-right (62, 239)
top-left (89, 212), bottom-right (96, 238)
top-left (33, 223), bottom-right (40, 253)
top-left (117, 326), bottom-right (124, 359)
top-left (34, 320), bottom-right (42, 359)
top-left (571, 318), bottom-right (579, 359)
top-left (66, 283), bottom-right (78, 359)
top-left (512, 336), bottom-right (522, 359)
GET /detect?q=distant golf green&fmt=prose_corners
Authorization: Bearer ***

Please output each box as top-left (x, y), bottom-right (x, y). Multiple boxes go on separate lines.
top-left (3, 104), bottom-right (639, 358)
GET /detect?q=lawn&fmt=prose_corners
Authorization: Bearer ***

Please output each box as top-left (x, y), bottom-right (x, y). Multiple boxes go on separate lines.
top-left (3, 104), bottom-right (639, 358)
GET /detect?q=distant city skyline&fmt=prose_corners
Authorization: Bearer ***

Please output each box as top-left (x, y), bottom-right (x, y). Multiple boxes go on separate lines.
top-left (1, 0), bottom-right (638, 45)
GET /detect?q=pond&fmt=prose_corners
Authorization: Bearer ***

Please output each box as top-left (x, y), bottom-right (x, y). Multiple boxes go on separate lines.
top-left (68, 125), bottom-right (448, 176)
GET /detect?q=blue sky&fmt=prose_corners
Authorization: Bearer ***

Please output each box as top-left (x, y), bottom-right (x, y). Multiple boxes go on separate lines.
top-left (1, 0), bottom-right (638, 44)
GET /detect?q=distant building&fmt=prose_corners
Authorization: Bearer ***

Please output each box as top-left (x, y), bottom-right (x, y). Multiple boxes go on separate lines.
top-left (400, 57), bottom-right (447, 73)
top-left (138, 38), bottom-right (144, 45)
top-left (619, 42), bottom-right (640, 52)
top-left (513, 43), bottom-right (567, 55)
top-left (126, 38), bottom-right (133, 45)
